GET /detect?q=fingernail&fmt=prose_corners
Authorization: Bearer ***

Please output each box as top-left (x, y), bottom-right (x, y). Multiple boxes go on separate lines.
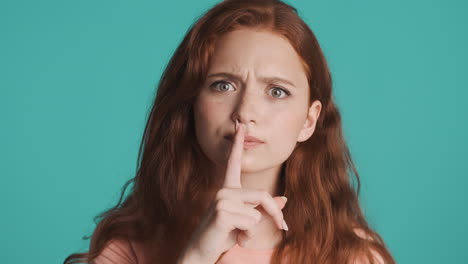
top-left (235, 120), bottom-right (239, 131)
top-left (282, 219), bottom-right (289, 231)
top-left (281, 196), bottom-right (287, 203)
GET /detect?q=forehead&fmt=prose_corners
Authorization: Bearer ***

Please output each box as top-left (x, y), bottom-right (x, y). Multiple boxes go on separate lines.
top-left (207, 29), bottom-right (308, 86)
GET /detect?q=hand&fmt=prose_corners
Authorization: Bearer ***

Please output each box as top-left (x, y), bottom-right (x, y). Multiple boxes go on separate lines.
top-left (178, 121), bottom-right (288, 264)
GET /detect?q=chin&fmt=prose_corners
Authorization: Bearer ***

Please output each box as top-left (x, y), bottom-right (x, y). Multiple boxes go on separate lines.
top-left (239, 158), bottom-right (270, 173)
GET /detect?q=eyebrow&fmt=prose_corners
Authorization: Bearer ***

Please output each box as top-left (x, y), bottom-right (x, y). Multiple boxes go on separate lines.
top-left (206, 72), bottom-right (297, 88)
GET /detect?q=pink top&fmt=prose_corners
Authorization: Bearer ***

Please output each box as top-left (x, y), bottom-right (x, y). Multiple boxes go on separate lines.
top-left (217, 243), bottom-right (275, 264)
top-left (90, 229), bottom-right (384, 264)
top-left (91, 240), bottom-right (274, 264)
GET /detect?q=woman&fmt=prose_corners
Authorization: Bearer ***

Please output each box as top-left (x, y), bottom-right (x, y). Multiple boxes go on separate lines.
top-left (64, 0), bottom-right (395, 263)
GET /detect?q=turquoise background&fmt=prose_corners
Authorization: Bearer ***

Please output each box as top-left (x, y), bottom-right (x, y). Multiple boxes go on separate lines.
top-left (1, 0), bottom-right (467, 263)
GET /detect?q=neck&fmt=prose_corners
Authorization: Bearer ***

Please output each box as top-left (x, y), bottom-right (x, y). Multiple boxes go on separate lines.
top-left (212, 161), bottom-right (285, 196)
top-left (239, 165), bottom-right (284, 197)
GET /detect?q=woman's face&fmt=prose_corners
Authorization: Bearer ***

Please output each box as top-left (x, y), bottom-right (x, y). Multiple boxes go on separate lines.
top-left (193, 28), bottom-right (321, 173)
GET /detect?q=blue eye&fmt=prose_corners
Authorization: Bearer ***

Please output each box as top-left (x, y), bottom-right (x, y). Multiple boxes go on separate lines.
top-left (268, 87), bottom-right (291, 98)
top-left (211, 81), bottom-right (234, 92)
top-left (210, 80), bottom-right (291, 99)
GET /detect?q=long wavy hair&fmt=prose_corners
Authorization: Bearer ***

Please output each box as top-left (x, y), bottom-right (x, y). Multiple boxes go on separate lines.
top-left (64, 0), bottom-right (395, 263)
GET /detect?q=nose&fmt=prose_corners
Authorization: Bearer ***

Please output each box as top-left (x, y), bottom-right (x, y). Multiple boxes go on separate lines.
top-left (231, 88), bottom-right (261, 125)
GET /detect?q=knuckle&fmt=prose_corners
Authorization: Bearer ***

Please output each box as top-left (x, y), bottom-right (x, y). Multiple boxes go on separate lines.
top-left (215, 199), bottom-right (227, 211)
top-left (216, 189), bottom-right (227, 200)
top-left (214, 210), bottom-right (229, 226)
top-left (260, 190), bottom-right (270, 199)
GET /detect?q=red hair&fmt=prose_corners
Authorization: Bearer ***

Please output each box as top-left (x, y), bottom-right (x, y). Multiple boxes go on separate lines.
top-left (64, 0), bottom-right (395, 263)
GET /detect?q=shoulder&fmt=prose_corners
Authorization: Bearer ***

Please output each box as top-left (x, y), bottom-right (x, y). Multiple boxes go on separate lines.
top-left (351, 228), bottom-right (385, 264)
top-left (353, 227), bottom-right (374, 241)
top-left (350, 248), bottom-right (385, 264)
top-left (351, 249), bottom-right (385, 264)
top-left (92, 239), bottom-right (144, 264)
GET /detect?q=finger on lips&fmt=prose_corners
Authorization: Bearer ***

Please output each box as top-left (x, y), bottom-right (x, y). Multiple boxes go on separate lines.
top-left (223, 119), bottom-right (288, 231)
top-left (223, 119), bottom-right (244, 189)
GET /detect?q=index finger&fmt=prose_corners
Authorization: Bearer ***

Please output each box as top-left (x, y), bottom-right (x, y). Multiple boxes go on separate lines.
top-left (223, 120), bottom-right (245, 189)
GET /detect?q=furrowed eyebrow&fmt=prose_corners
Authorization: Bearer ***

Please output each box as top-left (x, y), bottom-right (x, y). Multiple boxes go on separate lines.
top-left (262, 76), bottom-right (296, 88)
top-left (206, 72), bottom-right (296, 88)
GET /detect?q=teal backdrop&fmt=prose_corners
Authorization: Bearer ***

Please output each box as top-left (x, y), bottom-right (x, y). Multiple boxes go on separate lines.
top-left (1, 0), bottom-right (467, 263)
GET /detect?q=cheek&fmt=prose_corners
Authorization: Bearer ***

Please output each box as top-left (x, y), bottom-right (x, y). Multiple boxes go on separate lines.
top-left (266, 109), bottom-right (305, 154)
top-left (193, 96), bottom-right (231, 150)
top-left (195, 97), bottom-right (229, 128)
top-left (268, 108), bottom-right (304, 138)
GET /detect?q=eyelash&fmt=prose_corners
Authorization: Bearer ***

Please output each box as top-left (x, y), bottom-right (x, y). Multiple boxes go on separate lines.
top-left (210, 80), bottom-right (291, 98)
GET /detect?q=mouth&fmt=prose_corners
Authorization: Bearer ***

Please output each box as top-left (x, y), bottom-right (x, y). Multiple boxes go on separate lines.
top-left (224, 134), bottom-right (265, 149)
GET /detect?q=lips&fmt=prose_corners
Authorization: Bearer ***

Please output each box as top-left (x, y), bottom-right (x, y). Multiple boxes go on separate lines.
top-left (224, 134), bottom-right (264, 143)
